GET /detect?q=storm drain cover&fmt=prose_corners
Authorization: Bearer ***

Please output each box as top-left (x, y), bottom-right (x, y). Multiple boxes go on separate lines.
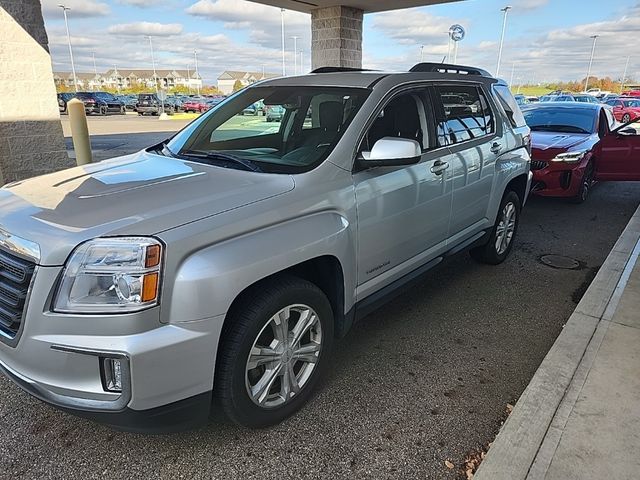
top-left (539, 254), bottom-right (581, 270)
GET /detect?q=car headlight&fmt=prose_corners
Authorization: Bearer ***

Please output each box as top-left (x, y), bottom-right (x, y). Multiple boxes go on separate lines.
top-left (54, 237), bottom-right (163, 314)
top-left (551, 151), bottom-right (588, 163)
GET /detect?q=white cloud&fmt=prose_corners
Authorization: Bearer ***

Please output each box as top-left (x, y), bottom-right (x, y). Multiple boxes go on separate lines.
top-left (186, 0), bottom-right (310, 49)
top-left (107, 22), bottom-right (183, 36)
top-left (41, 0), bottom-right (110, 18)
top-left (372, 9), bottom-right (464, 46)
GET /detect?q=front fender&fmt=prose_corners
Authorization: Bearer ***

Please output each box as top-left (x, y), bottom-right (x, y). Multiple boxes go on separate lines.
top-left (488, 146), bottom-right (531, 223)
top-left (161, 211), bottom-right (356, 323)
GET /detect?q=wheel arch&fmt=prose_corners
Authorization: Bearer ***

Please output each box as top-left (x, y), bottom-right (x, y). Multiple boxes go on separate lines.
top-left (223, 255), bottom-right (349, 340)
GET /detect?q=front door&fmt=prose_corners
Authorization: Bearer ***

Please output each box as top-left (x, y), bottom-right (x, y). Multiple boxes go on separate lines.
top-left (353, 89), bottom-right (453, 299)
top-left (595, 114), bottom-right (640, 181)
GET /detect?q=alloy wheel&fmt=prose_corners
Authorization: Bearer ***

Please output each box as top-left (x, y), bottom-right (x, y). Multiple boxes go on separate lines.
top-left (245, 304), bottom-right (322, 409)
top-left (622, 114), bottom-right (631, 123)
top-left (495, 202), bottom-right (517, 255)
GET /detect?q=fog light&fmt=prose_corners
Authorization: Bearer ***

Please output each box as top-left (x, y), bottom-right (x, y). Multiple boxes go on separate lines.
top-left (100, 357), bottom-right (123, 393)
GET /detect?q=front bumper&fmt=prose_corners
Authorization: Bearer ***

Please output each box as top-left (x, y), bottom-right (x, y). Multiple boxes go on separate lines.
top-left (530, 160), bottom-right (586, 198)
top-left (137, 106), bottom-right (161, 114)
top-left (0, 266), bottom-right (224, 432)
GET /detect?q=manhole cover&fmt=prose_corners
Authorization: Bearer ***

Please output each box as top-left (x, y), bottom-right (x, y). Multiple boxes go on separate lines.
top-left (539, 254), bottom-right (581, 270)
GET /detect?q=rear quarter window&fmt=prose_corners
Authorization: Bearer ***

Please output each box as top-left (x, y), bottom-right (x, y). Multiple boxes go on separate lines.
top-left (492, 84), bottom-right (527, 128)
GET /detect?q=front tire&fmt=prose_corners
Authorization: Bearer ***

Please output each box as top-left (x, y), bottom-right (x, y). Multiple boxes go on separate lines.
top-left (571, 161), bottom-right (594, 204)
top-left (622, 113), bottom-right (631, 124)
top-left (215, 275), bottom-right (334, 427)
top-left (470, 191), bottom-right (521, 265)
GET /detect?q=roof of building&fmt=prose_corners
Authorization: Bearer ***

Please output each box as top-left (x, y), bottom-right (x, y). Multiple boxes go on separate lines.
top-left (218, 70), bottom-right (280, 81)
top-left (102, 69), bottom-right (201, 79)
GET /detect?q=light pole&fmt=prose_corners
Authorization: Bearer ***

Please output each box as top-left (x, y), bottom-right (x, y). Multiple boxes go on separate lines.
top-left (291, 36), bottom-right (299, 75)
top-left (146, 36), bottom-right (158, 93)
top-left (194, 49), bottom-right (200, 95)
top-left (621, 55), bottom-right (630, 93)
top-left (299, 50), bottom-right (304, 74)
top-left (446, 31), bottom-right (452, 63)
top-left (281, 8), bottom-right (286, 76)
top-left (584, 35), bottom-right (599, 92)
top-left (58, 5), bottom-right (78, 92)
top-left (496, 5), bottom-right (512, 78)
top-left (186, 64), bottom-right (191, 94)
top-left (509, 62), bottom-right (515, 86)
top-left (420, 45), bottom-right (424, 62)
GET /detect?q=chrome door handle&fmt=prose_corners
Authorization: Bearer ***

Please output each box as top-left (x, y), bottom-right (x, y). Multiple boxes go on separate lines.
top-left (430, 160), bottom-right (449, 175)
top-left (490, 142), bottom-right (502, 154)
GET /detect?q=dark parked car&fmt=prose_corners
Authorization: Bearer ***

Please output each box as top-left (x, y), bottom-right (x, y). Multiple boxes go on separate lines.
top-left (77, 92), bottom-right (125, 115)
top-left (523, 102), bottom-right (640, 203)
top-left (136, 93), bottom-right (175, 116)
top-left (75, 92), bottom-right (125, 115)
top-left (57, 93), bottom-right (76, 114)
top-left (118, 94), bottom-right (138, 112)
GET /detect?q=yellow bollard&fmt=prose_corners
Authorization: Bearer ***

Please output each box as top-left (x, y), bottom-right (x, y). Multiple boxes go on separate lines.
top-left (67, 98), bottom-right (93, 165)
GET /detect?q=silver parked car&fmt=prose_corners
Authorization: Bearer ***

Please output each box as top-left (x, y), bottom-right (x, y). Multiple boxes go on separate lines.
top-left (0, 63), bottom-right (532, 432)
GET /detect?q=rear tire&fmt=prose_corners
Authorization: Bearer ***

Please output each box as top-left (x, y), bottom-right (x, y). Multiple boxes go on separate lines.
top-left (215, 275), bottom-right (334, 428)
top-left (622, 113), bottom-right (631, 124)
top-left (470, 191), bottom-right (521, 265)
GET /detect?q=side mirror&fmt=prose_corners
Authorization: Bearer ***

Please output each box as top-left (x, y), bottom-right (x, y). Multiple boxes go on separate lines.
top-left (616, 126), bottom-right (638, 136)
top-left (361, 137), bottom-right (421, 167)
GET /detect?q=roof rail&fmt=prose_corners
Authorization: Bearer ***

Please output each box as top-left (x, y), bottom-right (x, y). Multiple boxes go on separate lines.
top-left (409, 62), bottom-right (492, 77)
top-left (311, 67), bottom-right (376, 73)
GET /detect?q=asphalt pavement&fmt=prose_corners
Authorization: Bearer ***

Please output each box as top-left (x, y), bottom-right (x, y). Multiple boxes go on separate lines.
top-left (2, 120), bottom-right (639, 479)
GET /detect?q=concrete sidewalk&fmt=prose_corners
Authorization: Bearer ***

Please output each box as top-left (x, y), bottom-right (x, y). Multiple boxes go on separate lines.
top-left (475, 204), bottom-right (640, 480)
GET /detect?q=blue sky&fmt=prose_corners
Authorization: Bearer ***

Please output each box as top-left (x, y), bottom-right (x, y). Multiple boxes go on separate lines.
top-left (41, 0), bottom-right (640, 85)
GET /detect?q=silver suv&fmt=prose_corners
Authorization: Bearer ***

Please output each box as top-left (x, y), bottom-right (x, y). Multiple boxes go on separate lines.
top-left (0, 63), bottom-right (531, 432)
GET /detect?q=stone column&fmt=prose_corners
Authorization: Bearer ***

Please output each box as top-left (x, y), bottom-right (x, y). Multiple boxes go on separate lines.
top-left (311, 6), bottom-right (363, 70)
top-left (0, 0), bottom-right (72, 185)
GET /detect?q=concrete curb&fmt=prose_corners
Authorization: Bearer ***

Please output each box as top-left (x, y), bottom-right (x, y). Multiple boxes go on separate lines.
top-left (474, 203), bottom-right (640, 480)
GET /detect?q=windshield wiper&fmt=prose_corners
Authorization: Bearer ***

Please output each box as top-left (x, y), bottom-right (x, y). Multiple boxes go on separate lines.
top-left (530, 125), bottom-right (589, 134)
top-left (180, 150), bottom-right (263, 172)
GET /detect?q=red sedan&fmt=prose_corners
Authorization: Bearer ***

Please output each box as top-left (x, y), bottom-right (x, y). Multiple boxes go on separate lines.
top-left (605, 97), bottom-right (640, 123)
top-left (182, 98), bottom-right (209, 113)
top-left (522, 102), bottom-right (640, 203)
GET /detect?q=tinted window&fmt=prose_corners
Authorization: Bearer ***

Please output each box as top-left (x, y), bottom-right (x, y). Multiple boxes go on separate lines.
top-left (435, 85), bottom-right (493, 146)
top-left (492, 84), bottom-right (527, 128)
top-left (523, 107), bottom-right (596, 134)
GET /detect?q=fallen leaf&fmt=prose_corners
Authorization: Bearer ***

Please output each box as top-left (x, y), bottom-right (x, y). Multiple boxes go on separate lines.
top-left (466, 468), bottom-right (474, 479)
top-left (506, 403), bottom-right (514, 414)
top-left (445, 460), bottom-right (454, 469)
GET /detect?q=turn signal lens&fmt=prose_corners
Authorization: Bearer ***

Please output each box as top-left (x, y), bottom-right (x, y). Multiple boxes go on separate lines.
top-left (142, 273), bottom-right (159, 303)
top-left (145, 244), bottom-right (161, 268)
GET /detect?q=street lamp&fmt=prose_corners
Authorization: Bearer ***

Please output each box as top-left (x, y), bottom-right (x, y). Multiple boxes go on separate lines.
top-left (420, 45), bottom-right (424, 62)
top-left (496, 5), bottom-right (512, 78)
top-left (621, 56), bottom-right (630, 93)
top-left (58, 5), bottom-right (78, 92)
top-left (194, 49), bottom-right (200, 95)
top-left (146, 35), bottom-right (158, 93)
top-left (291, 36), bottom-right (299, 75)
top-left (584, 35), bottom-right (599, 92)
top-left (281, 8), bottom-right (286, 76)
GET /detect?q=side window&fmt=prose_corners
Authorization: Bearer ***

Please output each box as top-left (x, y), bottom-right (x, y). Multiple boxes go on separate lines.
top-left (604, 109), bottom-right (616, 130)
top-left (492, 84), bottom-right (527, 128)
top-left (434, 85), bottom-right (491, 146)
top-left (361, 90), bottom-right (430, 154)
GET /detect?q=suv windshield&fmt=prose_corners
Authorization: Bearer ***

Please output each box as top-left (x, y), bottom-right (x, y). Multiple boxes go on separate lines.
top-left (523, 107), bottom-right (596, 134)
top-left (168, 86), bottom-right (369, 174)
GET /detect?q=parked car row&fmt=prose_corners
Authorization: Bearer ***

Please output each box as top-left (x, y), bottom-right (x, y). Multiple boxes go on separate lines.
top-left (57, 92), bottom-right (228, 116)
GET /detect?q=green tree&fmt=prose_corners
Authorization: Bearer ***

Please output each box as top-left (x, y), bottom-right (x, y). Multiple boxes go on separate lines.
top-left (232, 79), bottom-right (244, 92)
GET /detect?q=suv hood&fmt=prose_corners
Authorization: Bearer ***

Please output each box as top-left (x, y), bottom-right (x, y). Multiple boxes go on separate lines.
top-left (0, 151), bottom-right (294, 265)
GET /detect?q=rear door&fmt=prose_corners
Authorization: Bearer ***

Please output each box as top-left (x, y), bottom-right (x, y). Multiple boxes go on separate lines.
top-left (432, 83), bottom-right (500, 237)
top-left (595, 111), bottom-right (640, 181)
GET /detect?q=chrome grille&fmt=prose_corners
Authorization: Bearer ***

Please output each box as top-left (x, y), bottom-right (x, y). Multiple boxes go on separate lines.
top-left (0, 248), bottom-right (35, 340)
top-left (531, 160), bottom-right (548, 171)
